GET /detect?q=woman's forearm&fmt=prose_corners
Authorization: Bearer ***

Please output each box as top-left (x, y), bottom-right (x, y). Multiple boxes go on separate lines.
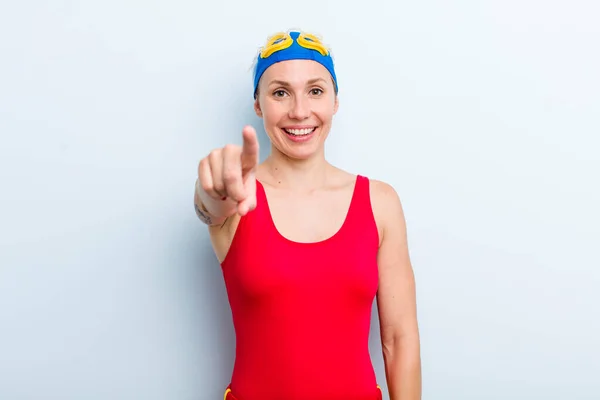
top-left (383, 335), bottom-right (422, 400)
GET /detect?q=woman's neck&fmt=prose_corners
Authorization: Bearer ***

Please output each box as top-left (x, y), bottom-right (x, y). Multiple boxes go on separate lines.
top-left (259, 147), bottom-right (334, 191)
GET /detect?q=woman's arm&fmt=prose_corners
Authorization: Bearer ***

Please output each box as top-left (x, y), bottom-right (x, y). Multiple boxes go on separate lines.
top-left (372, 180), bottom-right (421, 400)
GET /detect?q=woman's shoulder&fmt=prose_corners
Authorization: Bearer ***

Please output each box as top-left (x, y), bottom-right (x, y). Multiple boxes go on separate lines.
top-left (333, 167), bottom-right (402, 206)
top-left (360, 176), bottom-right (405, 245)
top-left (367, 177), bottom-right (401, 203)
top-left (335, 166), bottom-right (399, 201)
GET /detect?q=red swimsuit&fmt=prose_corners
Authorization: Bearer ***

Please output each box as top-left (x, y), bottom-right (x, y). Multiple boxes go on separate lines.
top-left (221, 175), bottom-right (382, 400)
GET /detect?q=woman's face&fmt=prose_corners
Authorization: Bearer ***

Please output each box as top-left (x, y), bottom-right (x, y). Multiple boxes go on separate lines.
top-left (254, 59), bottom-right (339, 161)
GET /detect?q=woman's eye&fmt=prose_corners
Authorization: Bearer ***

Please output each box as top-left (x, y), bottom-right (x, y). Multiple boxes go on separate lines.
top-left (274, 90), bottom-right (287, 97)
top-left (311, 88), bottom-right (323, 95)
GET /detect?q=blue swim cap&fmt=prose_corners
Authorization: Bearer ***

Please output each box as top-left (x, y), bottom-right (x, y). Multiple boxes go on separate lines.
top-left (253, 30), bottom-right (338, 98)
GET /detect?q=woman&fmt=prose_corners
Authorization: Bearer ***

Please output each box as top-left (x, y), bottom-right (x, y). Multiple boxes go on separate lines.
top-left (194, 29), bottom-right (421, 400)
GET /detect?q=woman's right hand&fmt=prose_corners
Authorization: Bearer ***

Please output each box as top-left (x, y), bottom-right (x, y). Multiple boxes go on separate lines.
top-left (196, 125), bottom-right (260, 219)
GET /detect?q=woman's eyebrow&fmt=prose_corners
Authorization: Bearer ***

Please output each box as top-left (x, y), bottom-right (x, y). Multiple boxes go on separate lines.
top-left (268, 79), bottom-right (290, 87)
top-left (268, 77), bottom-right (327, 87)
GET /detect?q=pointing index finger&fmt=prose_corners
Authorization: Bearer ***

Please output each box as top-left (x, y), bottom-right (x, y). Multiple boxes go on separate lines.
top-left (241, 125), bottom-right (259, 168)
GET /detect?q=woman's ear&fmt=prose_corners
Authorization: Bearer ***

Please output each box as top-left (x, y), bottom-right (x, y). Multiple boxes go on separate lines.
top-left (333, 95), bottom-right (339, 114)
top-left (254, 97), bottom-right (263, 118)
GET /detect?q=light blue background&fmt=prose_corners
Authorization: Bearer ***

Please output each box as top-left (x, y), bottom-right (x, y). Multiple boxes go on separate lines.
top-left (1, 1), bottom-right (599, 399)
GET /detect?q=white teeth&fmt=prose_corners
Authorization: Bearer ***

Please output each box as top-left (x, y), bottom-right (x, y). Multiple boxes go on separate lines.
top-left (285, 128), bottom-right (314, 136)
